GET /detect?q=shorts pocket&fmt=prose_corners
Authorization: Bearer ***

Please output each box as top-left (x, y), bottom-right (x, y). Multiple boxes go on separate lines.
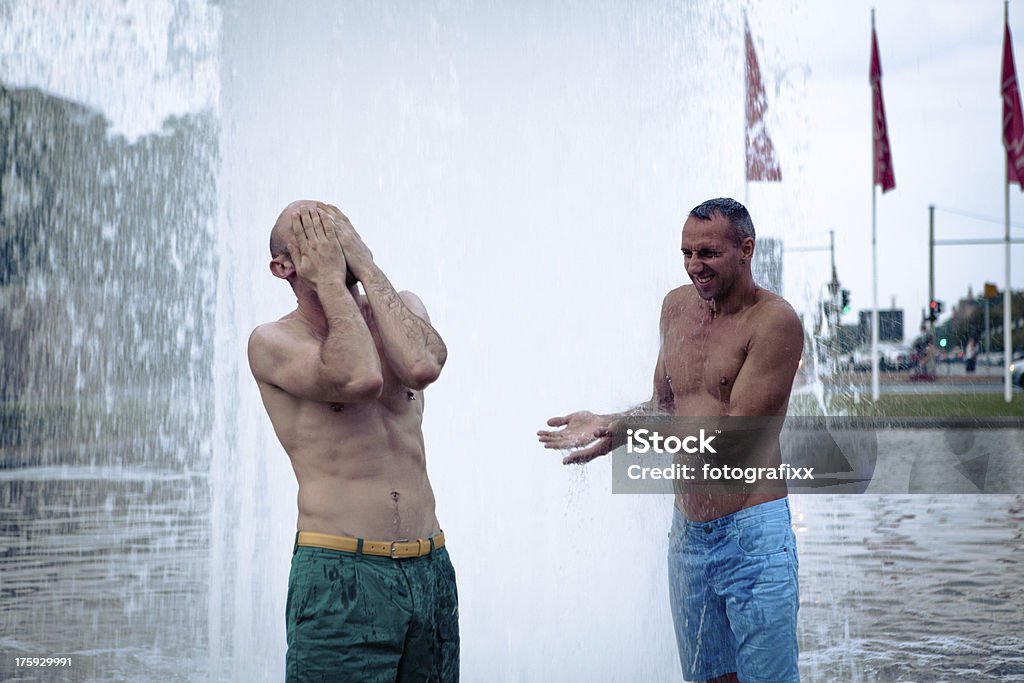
top-left (734, 515), bottom-right (792, 556)
top-left (668, 514), bottom-right (688, 553)
top-left (668, 526), bottom-right (680, 552)
top-left (286, 550), bottom-right (316, 643)
top-left (290, 550), bottom-right (363, 631)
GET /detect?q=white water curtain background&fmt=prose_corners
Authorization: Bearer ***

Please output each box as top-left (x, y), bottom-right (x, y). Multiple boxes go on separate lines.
top-left (212, 3), bottom-right (811, 679)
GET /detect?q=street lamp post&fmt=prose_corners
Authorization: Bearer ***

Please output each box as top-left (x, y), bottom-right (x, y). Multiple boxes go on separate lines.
top-left (827, 230), bottom-right (840, 370)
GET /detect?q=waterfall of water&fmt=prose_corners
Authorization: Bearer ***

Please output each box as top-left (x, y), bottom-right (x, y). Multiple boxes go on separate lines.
top-left (209, 2), bottom-right (793, 679)
top-left (1, 2), bottom-right (219, 680)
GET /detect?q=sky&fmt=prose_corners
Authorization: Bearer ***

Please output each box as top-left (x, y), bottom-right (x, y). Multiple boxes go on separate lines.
top-left (2, 1), bottom-right (1024, 678)
top-left (747, 0), bottom-right (1024, 337)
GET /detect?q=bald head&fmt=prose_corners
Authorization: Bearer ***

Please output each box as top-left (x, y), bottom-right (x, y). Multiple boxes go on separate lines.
top-left (270, 199), bottom-right (319, 258)
top-left (269, 199), bottom-right (358, 288)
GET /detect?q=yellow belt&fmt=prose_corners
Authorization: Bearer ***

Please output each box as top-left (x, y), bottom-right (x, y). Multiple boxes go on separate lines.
top-left (296, 530), bottom-right (445, 559)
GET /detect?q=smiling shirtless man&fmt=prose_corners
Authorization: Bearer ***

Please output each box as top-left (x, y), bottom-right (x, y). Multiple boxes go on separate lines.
top-left (248, 200), bottom-right (457, 683)
top-left (539, 198), bottom-right (804, 683)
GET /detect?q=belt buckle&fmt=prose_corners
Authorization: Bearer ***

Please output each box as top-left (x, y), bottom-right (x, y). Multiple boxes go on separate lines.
top-left (390, 539), bottom-right (415, 559)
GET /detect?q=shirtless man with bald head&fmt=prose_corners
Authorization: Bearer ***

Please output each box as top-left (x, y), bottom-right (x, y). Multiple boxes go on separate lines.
top-left (539, 198), bottom-right (804, 683)
top-left (248, 201), bottom-right (457, 682)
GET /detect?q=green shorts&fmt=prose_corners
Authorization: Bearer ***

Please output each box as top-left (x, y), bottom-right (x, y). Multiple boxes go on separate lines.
top-left (285, 539), bottom-right (459, 682)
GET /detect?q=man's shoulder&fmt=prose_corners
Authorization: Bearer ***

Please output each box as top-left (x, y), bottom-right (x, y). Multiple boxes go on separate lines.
top-left (662, 284), bottom-right (696, 309)
top-left (750, 291), bottom-right (802, 338)
top-left (659, 285), bottom-right (694, 326)
top-left (247, 314), bottom-right (309, 378)
top-left (398, 290), bottom-right (430, 321)
top-left (751, 289), bottom-right (799, 316)
top-left (249, 314), bottom-right (302, 349)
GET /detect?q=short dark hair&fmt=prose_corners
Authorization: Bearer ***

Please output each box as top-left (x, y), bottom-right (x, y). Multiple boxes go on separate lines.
top-left (689, 197), bottom-right (755, 244)
top-left (270, 232), bottom-right (289, 259)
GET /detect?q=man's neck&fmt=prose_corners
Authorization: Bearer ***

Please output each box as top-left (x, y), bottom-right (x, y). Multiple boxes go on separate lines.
top-left (292, 281), bottom-right (362, 338)
top-left (708, 277), bottom-right (759, 316)
top-left (293, 306), bottom-right (325, 339)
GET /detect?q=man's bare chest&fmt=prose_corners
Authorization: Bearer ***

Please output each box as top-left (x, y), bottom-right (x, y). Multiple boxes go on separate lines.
top-left (662, 318), bottom-right (751, 400)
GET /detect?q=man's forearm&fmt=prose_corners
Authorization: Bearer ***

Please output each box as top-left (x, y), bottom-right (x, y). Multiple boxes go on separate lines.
top-left (626, 400), bottom-right (668, 417)
top-left (358, 265), bottom-right (447, 388)
top-left (317, 279), bottom-right (382, 390)
top-left (613, 400), bottom-right (664, 429)
top-left (603, 399), bottom-right (667, 422)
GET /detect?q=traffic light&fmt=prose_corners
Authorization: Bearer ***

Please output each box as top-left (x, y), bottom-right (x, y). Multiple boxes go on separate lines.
top-left (928, 299), bottom-right (943, 322)
top-left (841, 289), bottom-right (851, 314)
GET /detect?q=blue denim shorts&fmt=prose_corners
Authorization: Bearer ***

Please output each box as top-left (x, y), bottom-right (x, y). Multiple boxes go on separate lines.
top-left (668, 498), bottom-right (800, 683)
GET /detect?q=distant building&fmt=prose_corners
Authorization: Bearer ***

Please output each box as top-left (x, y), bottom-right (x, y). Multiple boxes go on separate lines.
top-left (952, 285), bottom-right (978, 322)
top-left (858, 309), bottom-right (904, 343)
top-left (837, 324), bottom-right (861, 354)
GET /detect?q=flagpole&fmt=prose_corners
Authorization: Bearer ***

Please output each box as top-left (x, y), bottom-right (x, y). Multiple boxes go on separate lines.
top-left (872, 184), bottom-right (880, 401)
top-left (871, 8), bottom-right (881, 402)
top-left (1005, 0), bottom-right (1014, 403)
top-left (1006, 153), bottom-right (1013, 403)
top-left (744, 8), bottom-right (750, 208)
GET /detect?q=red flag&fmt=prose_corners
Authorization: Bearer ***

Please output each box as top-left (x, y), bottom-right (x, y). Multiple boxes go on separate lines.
top-left (745, 20), bottom-right (781, 182)
top-left (870, 27), bottom-right (895, 192)
top-left (1002, 21), bottom-right (1024, 187)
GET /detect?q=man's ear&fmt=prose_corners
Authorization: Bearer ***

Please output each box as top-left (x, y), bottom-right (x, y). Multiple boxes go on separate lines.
top-left (741, 237), bottom-right (755, 262)
top-left (270, 256), bottom-right (294, 280)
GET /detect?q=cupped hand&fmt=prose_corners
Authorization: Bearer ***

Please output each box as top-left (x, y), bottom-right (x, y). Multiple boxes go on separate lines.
top-left (537, 411), bottom-right (615, 465)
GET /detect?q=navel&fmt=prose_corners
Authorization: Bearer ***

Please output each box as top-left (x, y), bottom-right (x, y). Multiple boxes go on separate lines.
top-left (329, 403), bottom-right (343, 412)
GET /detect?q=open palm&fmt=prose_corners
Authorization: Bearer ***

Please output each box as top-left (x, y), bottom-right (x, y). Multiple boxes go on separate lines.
top-left (537, 411), bottom-right (615, 464)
